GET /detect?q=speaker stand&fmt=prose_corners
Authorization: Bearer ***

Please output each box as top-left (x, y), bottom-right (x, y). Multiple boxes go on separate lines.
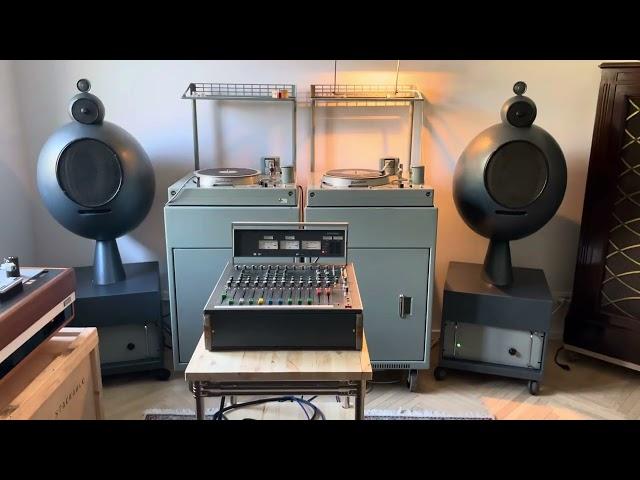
top-left (483, 238), bottom-right (513, 287)
top-left (94, 239), bottom-right (126, 285)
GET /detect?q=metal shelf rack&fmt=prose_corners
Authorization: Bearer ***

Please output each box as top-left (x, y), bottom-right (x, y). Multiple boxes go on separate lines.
top-left (309, 84), bottom-right (424, 173)
top-left (182, 82), bottom-right (297, 171)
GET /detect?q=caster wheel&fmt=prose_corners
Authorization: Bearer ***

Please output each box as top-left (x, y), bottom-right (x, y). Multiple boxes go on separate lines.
top-left (407, 369), bottom-right (419, 392)
top-left (434, 367), bottom-right (447, 381)
top-left (156, 368), bottom-right (171, 381)
top-left (528, 380), bottom-right (540, 396)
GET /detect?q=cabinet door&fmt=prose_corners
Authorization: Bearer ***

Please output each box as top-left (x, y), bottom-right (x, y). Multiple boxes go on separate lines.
top-left (348, 248), bottom-right (430, 362)
top-left (97, 324), bottom-right (162, 364)
top-left (173, 249), bottom-right (230, 363)
top-left (566, 76), bottom-right (640, 366)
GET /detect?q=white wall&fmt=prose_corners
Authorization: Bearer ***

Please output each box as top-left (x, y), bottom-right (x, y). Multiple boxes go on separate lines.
top-left (8, 60), bottom-right (603, 331)
top-left (0, 60), bottom-right (35, 264)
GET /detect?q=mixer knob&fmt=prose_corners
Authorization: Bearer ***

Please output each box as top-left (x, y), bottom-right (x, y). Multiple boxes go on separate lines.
top-left (297, 299), bottom-right (303, 305)
top-left (239, 298), bottom-right (245, 305)
top-left (248, 299), bottom-right (254, 305)
top-left (268, 299), bottom-right (273, 305)
top-left (307, 298), bottom-right (313, 305)
top-left (228, 299), bottom-right (234, 305)
top-left (287, 298), bottom-right (293, 305)
top-left (278, 299), bottom-right (284, 305)
top-left (258, 298), bottom-right (264, 305)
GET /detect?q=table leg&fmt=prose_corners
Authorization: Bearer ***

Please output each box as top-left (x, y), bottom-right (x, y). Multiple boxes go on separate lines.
top-left (355, 380), bottom-right (366, 420)
top-left (192, 381), bottom-right (205, 420)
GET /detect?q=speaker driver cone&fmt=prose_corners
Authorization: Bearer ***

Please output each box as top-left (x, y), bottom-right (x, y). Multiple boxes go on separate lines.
top-left (484, 140), bottom-right (548, 210)
top-left (57, 138), bottom-right (123, 208)
top-left (71, 98), bottom-right (101, 124)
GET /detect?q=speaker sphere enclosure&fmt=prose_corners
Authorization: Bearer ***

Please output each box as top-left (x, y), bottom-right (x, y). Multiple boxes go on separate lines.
top-left (36, 80), bottom-right (155, 285)
top-left (453, 84), bottom-right (567, 285)
top-left (37, 121), bottom-right (155, 241)
top-left (454, 123), bottom-right (566, 240)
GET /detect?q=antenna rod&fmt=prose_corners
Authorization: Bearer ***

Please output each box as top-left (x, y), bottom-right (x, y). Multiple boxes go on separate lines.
top-left (333, 60), bottom-right (337, 94)
top-left (394, 60), bottom-right (400, 94)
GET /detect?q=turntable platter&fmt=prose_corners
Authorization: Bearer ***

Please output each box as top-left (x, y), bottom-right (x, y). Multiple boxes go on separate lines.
top-left (195, 168), bottom-right (260, 187)
top-left (322, 168), bottom-right (390, 188)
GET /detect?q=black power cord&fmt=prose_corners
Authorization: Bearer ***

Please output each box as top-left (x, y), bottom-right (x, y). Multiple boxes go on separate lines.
top-left (554, 346), bottom-right (571, 371)
top-left (213, 395), bottom-right (325, 420)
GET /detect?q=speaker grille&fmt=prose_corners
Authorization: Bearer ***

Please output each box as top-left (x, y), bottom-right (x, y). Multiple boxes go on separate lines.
top-left (57, 139), bottom-right (122, 208)
top-left (485, 141), bottom-right (548, 209)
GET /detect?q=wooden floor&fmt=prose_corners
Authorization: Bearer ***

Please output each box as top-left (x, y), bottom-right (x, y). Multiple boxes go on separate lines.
top-left (102, 340), bottom-right (640, 420)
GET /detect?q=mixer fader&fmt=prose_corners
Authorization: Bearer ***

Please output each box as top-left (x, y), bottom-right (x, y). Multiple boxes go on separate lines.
top-left (203, 223), bottom-right (363, 351)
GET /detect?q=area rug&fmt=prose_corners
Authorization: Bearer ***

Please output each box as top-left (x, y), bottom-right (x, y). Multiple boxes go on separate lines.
top-left (143, 408), bottom-right (494, 420)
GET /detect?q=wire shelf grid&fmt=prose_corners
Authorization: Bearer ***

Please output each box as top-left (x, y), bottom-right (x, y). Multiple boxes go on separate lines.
top-left (311, 84), bottom-right (423, 107)
top-left (182, 83), bottom-right (296, 101)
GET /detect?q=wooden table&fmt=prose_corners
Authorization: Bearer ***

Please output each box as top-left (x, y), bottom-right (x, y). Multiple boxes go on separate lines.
top-left (185, 333), bottom-right (372, 420)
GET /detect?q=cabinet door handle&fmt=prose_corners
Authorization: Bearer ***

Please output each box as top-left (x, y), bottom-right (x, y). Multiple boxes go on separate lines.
top-left (399, 295), bottom-right (412, 318)
top-left (144, 324), bottom-right (150, 357)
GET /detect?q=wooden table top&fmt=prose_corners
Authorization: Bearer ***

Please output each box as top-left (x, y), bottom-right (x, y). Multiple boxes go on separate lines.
top-left (185, 333), bottom-right (372, 383)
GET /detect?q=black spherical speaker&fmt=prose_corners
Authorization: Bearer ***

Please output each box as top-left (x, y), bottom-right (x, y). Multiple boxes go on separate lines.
top-left (37, 79), bottom-right (155, 285)
top-left (453, 82), bottom-right (567, 286)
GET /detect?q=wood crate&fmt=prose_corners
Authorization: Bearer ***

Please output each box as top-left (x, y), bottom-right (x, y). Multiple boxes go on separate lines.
top-left (0, 327), bottom-right (104, 420)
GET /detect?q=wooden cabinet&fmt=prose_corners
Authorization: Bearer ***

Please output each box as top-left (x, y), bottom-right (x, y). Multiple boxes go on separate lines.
top-left (0, 328), bottom-right (103, 420)
top-left (564, 62), bottom-right (640, 370)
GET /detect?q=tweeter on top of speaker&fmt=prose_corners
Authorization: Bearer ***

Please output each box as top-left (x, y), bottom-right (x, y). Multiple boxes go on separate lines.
top-left (501, 95), bottom-right (537, 128)
top-left (68, 91), bottom-right (105, 125)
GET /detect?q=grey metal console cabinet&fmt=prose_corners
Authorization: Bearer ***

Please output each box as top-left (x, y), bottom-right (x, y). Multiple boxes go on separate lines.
top-left (304, 84), bottom-right (436, 391)
top-left (165, 181), bottom-right (300, 369)
top-left (165, 83), bottom-right (301, 370)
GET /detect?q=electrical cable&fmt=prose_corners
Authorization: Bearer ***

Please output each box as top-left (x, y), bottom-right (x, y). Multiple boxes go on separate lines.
top-left (554, 346), bottom-right (571, 371)
top-left (215, 396), bottom-right (226, 420)
top-left (212, 395), bottom-right (325, 420)
top-left (167, 174), bottom-right (196, 204)
top-left (295, 398), bottom-right (311, 420)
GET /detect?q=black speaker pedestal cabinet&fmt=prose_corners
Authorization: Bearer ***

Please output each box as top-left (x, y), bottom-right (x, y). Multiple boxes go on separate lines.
top-left (70, 261), bottom-right (169, 378)
top-left (564, 63), bottom-right (640, 373)
top-left (435, 262), bottom-right (552, 395)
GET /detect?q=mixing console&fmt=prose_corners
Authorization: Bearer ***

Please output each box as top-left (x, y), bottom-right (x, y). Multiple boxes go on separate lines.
top-left (203, 222), bottom-right (363, 351)
top-left (217, 264), bottom-right (351, 307)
